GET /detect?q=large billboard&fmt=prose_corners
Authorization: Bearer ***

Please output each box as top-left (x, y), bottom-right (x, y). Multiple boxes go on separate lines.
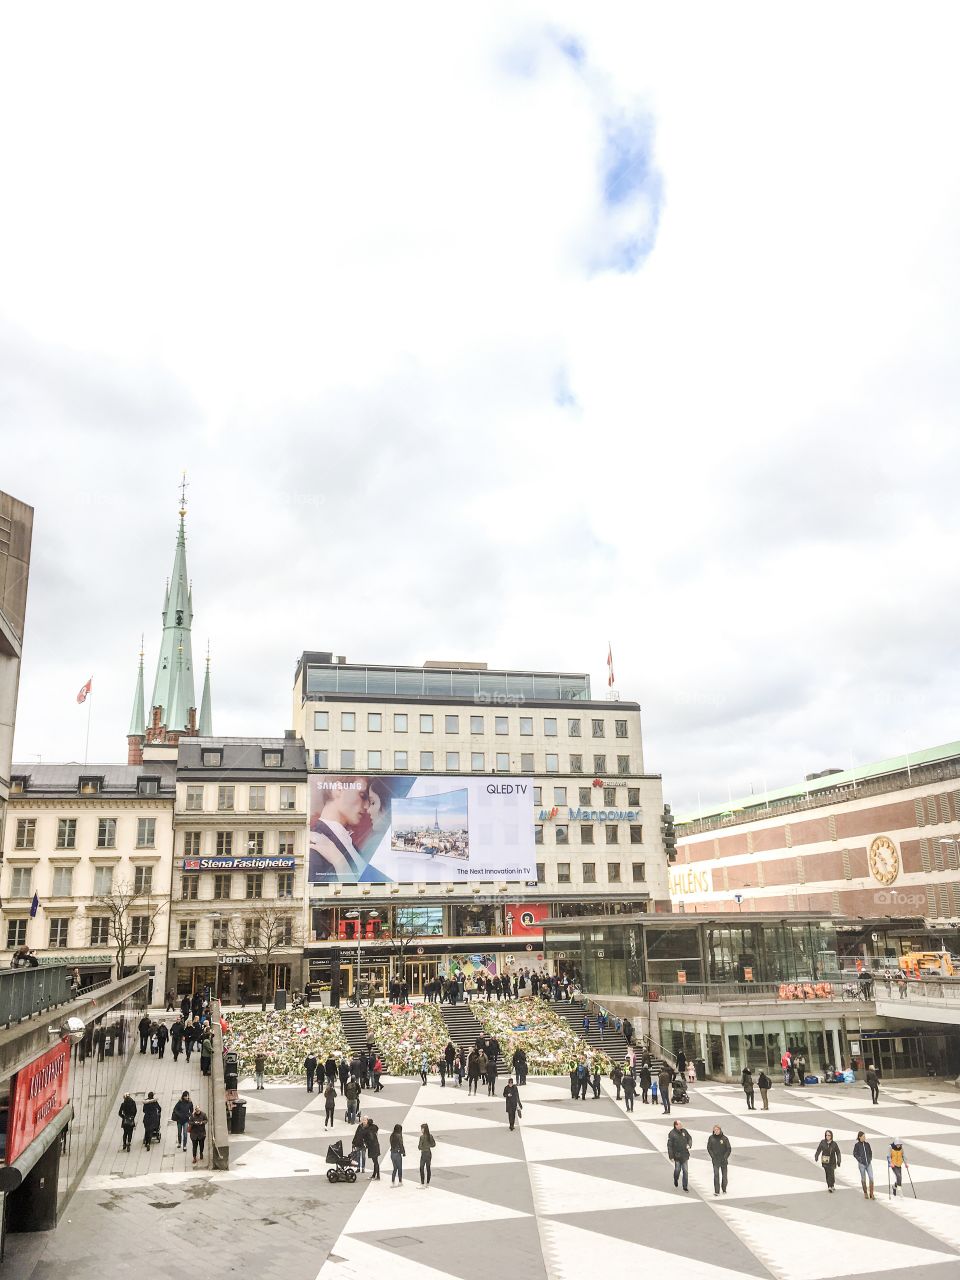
top-left (308, 774), bottom-right (535, 883)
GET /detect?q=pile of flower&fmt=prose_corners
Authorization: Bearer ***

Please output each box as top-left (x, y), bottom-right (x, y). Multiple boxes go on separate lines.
top-left (473, 1000), bottom-right (614, 1075)
top-left (224, 1009), bottom-right (351, 1077)
top-left (365, 1003), bottom-right (450, 1075)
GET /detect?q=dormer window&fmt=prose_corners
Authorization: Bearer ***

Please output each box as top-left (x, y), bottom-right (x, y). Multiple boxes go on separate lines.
top-left (79, 775), bottom-right (103, 795)
top-left (10, 775), bottom-right (27, 794)
top-left (202, 750), bottom-right (223, 767)
top-left (262, 750), bottom-right (282, 768)
top-left (137, 776), bottom-right (160, 795)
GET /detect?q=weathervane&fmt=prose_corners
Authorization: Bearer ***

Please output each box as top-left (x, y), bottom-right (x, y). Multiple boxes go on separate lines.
top-left (178, 470), bottom-right (189, 518)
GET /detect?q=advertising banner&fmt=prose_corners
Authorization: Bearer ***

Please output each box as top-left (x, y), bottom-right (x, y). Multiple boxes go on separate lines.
top-left (503, 903), bottom-right (549, 936)
top-left (181, 857), bottom-right (296, 871)
top-left (7, 1039), bottom-right (72, 1164)
top-left (308, 775), bottom-right (536, 883)
top-left (668, 865), bottom-right (714, 903)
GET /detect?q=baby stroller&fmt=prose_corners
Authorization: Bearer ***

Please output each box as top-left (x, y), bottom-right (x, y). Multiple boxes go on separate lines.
top-left (326, 1140), bottom-right (359, 1183)
top-left (671, 1076), bottom-right (690, 1105)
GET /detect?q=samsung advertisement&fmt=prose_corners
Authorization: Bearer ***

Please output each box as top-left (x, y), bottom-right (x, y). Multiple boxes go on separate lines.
top-left (308, 774), bottom-right (536, 883)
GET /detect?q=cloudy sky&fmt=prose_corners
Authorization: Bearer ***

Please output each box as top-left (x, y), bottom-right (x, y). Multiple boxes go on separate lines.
top-left (3, 3), bottom-right (959, 814)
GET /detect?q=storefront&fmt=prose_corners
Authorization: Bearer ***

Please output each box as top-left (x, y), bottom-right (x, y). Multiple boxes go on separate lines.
top-left (173, 956), bottom-right (298, 1002)
top-left (38, 955), bottom-right (114, 989)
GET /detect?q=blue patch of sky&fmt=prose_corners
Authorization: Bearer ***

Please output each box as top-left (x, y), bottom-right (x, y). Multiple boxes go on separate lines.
top-left (554, 33), bottom-right (585, 67)
top-left (595, 114), bottom-right (664, 274)
top-left (553, 367), bottom-right (578, 409)
top-left (393, 789), bottom-right (468, 829)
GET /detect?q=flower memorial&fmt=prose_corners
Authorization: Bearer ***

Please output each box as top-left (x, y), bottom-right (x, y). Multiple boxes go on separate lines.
top-left (224, 1009), bottom-right (351, 1077)
top-left (474, 1000), bottom-right (615, 1074)
top-left (364, 1002), bottom-right (449, 1074)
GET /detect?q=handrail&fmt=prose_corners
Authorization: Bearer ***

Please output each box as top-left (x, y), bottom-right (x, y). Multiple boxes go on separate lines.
top-left (645, 979), bottom-right (866, 1005)
top-left (0, 964), bottom-right (73, 1026)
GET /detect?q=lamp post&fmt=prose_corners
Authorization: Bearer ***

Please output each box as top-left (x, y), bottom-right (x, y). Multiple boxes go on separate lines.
top-left (211, 913), bottom-right (222, 1003)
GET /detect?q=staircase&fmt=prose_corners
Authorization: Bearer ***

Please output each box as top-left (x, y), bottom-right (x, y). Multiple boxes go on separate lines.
top-left (556, 1001), bottom-right (667, 1071)
top-left (338, 1007), bottom-right (375, 1057)
top-left (438, 1004), bottom-right (504, 1070)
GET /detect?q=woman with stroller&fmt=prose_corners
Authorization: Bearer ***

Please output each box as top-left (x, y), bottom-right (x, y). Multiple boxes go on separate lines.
top-left (142, 1092), bottom-right (161, 1149)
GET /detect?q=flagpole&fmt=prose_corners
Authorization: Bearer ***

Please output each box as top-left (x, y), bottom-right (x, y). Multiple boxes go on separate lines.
top-left (84, 686), bottom-right (93, 767)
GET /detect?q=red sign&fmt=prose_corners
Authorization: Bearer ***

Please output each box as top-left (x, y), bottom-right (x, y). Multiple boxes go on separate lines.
top-left (7, 1040), bottom-right (71, 1164)
top-left (503, 903), bottom-right (548, 937)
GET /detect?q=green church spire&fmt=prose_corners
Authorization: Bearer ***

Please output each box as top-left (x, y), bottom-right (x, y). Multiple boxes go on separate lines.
top-left (128, 641), bottom-right (145, 736)
top-left (199, 643), bottom-right (213, 736)
top-left (148, 481), bottom-right (197, 732)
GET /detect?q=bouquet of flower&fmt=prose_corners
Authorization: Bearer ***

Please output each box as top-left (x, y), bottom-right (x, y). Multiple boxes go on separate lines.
top-left (365, 1003), bottom-right (449, 1075)
top-left (474, 1000), bottom-right (614, 1075)
top-left (224, 1009), bottom-right (351, 1077)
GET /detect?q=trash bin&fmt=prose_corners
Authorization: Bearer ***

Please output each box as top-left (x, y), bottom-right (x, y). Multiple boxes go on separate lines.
top-left (230, 1101), bottom-right (247, 1134)
top-left (694, 1058), bottom-right (706, 1081)
top-left (274, 989), bottom-right (287, 1011)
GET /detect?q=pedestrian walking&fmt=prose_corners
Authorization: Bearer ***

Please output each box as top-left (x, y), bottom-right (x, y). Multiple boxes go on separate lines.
top-left (667, 1120), bottom-right (692, 1191)
top-left (575, 1060), bottom-right (590, 1100)
top-left (255, 1051), bottom-right (267, 1089)
top-left (622, 1070), bottom-right (636, 1112)
top-left (365, 1119), bottom-right (381, 1180)
top-left (138, 1013), bottom-right (151, 1054)
top-left (794, 1052), bottom-right (807, 1085)
top-left (419, 1123), bottom-right (436, 1185)
top-left (142, 1092), bottom-right (161, 1149)
top-left (372, 1055), bottom-right (384, 1091)
top-left (591, 1065), bottom-right (602, 1099)
top-left (305, 1052), bottom-right (318, 1092)
top-left (853, 1131), bottom-right (875, 1199)
top-left (389, 1124), bottom-right (405, 1185)
top-left (468, 1050), bottom-right (481, 1096)
top-left (338, 1057), bottom-right (350, 1095)
top-left (345, 1077), bottom-right (360, 1123)
top-left (487, 1053), bottom-right (499, 1096)
top-left (438, 1056), bottom-right (447, 1087)
top-left (170, 1018), bottom-right (185, 1062)
top-left (866, 1062), bottom-right (880, 1105)
top-left (419, 1053), bottom-right (429, 1086)
top-left (814, 1129), bottom-right (841, 1192)
top-left (155, 1021), bottom-right (169, 1060)
top-left (184, 1020), bottom-right (195, 1063)
top-left (781, 1049), bottom-right (792, 1085)
top-left (172, 1091), bottom-right (194, 1151)
top-left (658, 1064), bottom-right (673, 1114)
top-left (741, 1067), bottom-right (756, 1110)
top-left (888, 1140), bottom-right (908, 1196)
top-left (707, 1124), bottom-right (731, 1196)
top-left (639, 1062), bottom-right (652, 1104)
top-left (503, 1078), bottom-right (522, 1130)
top-left (611, 1063), bottom-right (624, 1100)
top-left (352, 1120), bottom-right (368, 1173)
top-left (189, 1108), bottom-right (208, 1164)
top-left (757, 1070), bottom-right (771, 1110)
top-left (324, 1082), bottom-right (337, 1128)
top-left (118, 1094), bottom-right (137, 1151)
top-left (199, 1032), bottom-right (213, 1077)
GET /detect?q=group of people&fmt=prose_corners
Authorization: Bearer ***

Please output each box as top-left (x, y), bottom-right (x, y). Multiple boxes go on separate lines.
top-left (666, 1121), bottom-right (733, 1195)
top-left (350, 1117), bottom-right (437, 1186)
top-left (118, 1089), bottom-right (208, 1163)
top-left (778, 1048), bottom-right (808, 1084)
top-left (814, 1130), bottom-right (910, 1196)
top-left (303, 1045), bottom-right (386, 1113)
top-left (138, 1008), bottom-right (215, 1076)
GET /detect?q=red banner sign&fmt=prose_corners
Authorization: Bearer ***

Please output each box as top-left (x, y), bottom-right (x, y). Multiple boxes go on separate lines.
top-left (7, 1040), bottom-right (71, 1164)
top-left (503, 904), bottom-right (549, 936)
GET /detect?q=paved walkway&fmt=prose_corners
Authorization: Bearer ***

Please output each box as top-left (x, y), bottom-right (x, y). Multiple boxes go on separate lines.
top-left (7, 1068), bottom-right (960, 1280)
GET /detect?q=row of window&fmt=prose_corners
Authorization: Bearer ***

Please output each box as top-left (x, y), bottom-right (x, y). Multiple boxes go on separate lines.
top-left (180, 871), bottom-right (294, 900)
top-left (200, 748), bottom-right (285, 768)
top-left (537, 785), bottom-right (642, 807)
top-left (182, 830), bottom-right (296, 857)
top-left (183, 784), bottom-right (298, 812)
top-left (14, 817), bottom-right (156, 851)
top-left (7, 864), bottom-right (155, 899)
top-left (10, 775), bottom-right (161, 796)
top-left (535, 824), bottom-right (643, 846)
top-left (178, 917), bottom-right (294, 950)
top-left (5, 915), bottom-right (151, 951)
top-left (534, 861), bottom-right (646, 885)
top-left (314, 711), bottom-right (629, 738)
top-left (312, 750), bottom-right (633, 775)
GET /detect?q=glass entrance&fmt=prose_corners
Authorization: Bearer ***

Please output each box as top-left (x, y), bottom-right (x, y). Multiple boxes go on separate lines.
top-left (404, 959), bottom-right (438, 996)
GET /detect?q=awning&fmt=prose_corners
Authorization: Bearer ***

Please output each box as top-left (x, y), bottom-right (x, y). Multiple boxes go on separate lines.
top-left (0, 1103), bottom-right (74, 1192)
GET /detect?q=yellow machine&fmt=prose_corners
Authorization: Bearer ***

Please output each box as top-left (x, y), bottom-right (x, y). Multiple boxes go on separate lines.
top-left (898, 950), bottom-right (955, 978)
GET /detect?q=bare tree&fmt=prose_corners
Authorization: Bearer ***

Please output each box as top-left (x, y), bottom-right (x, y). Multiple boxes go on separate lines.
top-left (94, 879), bottom-right (166, 977)
top-left (226, 905), bottom-right (303, 1011)
top-left (382, 916), bottom-right (428, 992)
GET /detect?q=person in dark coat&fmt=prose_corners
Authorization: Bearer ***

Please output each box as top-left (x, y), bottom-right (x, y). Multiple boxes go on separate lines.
top-left (323, 1082), bottom-right (337, 1128)
top-left (610, 1063), bottom-right (624, 1100)
top-left (142, 1092), bottom-right (161, 1148)
top-left (814, 1129), bottom-right (841, 1191)
top-left (345, 1077), bottom-right (360, 1124)
top-left (512, 1047), bottom-right (528, 1086)
top-left (170, 1018), bottom-right (185, 1062)
top-left (352, 1119), bottom-right (368, 1172)
top-left (200, 1032), bottom-right (213, 1076)
top-left (155, 1022), bottom-right (169, 1060)
top-left (639, 1062), bottom-right (652, 1104)
top-left (191, 992), bottom-right (203, 1019)
top-left (305, 1052), bottom-right (318, 1092)
top-left (364, 1119), bottom-right (381, 1180)
top-left (180, 994), bottom-right (191, 1021)
top-left (707, 1124), bottom-right (732, 1195)
top-left (487, 1053), bottom-right (498, 1096)
top-left (667, 1120), bottom-right (692, 1190)
top-left (324, 1055), bottom-right (337, 1085)
top-left (503, 1078), bottom-right (522, 1130)
top-left (118, 1094), bottom-right (137, 1151)
top-left (853, 1131), bottom-right (875, 1199)
top-left (757, 1069), bottom-right (772, 1110)
top-left (741, 1067), bottom-right (756, 1110)
top-left (866, 1062), bottom-right (880, 1105)
top-left (468, 1051), bottom-right (481, 1096)
top-left (658, 1065), bottom-right (673, 1113)
top-left (677, 1050), bottom-right (687, 1076)
top-left (189, 1109), bottom-right (207, 1164)
top-left (172, 1091), bottom-right (194, 1151)
top-left (444, 1041), bottom-right (456, 1074)
top-left (622, 1069), bottom-right (636, 1111)
top-left (591, 1065), bottom-right (602, 1098)
top-left (569, 1065), bottom-right (579, 1099)
top-left (138, 1014), bottom-right (151, 1054)
top-left (338, 1057), bottom-right (350, 1095)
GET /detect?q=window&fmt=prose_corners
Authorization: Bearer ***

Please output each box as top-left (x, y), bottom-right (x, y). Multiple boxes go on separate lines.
top-left (278, 830), bottom-right (294, 856)
top-left (136, 817), bottom-right (156, 848)
top-left (216, 831), bottom-right (233, 856)
top-left (218, 785), bottom-right (235, 811)
top-left (615, 719), bottom-right (628, 738)
top-left (556, 824), bottom-right (569, 844)
top-left (394, 713), bottom-right (408, 732)
top-left (277, 917), bottom-right (294, 946)
top-left (519, 717), bottom-right (533, 736)
top-left (247, 831), bottom-right (265, 856)
top-left (593, 754), bottom-right (606, 774)
top-left (368, 749), bottom-right (383, 769)
top-left (368, 712), bottom-right (382, 732)
top-left (133, 865), bottom-right (154, 894)
top-left (607, 862), bottom-right (622, 883)
top-left (249, 785), bottom-right (266, 811)
top-left (446, 752), bottom-right (460, 771)
top-left (202, 750), bottom-right (222, 767)
top-left (394, 750), bottom-right (408, 770)
top-left (471, 752), bottom-right (485, 771)
top-left (212, 918), bottom-right (230, 947)
top-left (536, 862), bottom-right (546, 881)
top-left (605, 824), bottom-right (619, 845)
top-left (277, 872), bottom-right (294, 899)
top-left (97, 818), bottom-right (117, 849)
top-left (15, 819), bottom-right (36, 849)
top-left (9, 777), bottom-right (25, 794)
top-left (632, 862), bottom-right (646, 882)
top-left (420, 714), bottom-right (434, 733)
top-left (244, 918), bottom-right (261, 947)
top-left (579, 787), bottom-right (591, 805)
top-left (93, 865), bottom-right (113, 895)
top-left (9, 867), bottom-right (31, 897)
top-left (186, 785), bottom-right (204, 810)
top-left (581, 825), bottom-right (594, 845)
top-left (48, 918), bottom-right (69, 948)
top-left (314, 711), bottom-right (329, 731)
top-left (280, 785), bottom-right (297, 810)
top-left (78, 776), bottom-right (102, 795)
top-left (554, 786), bottom-right (567, 805)
top-left (520, 752), bottom-right (534, 772)
top-left (628, 787), bottom-right (640, 806)
top-left (179, 920), bottom-right (197, 950)
top-left (495, 717), bottom-right (509, 735)
top-left (445, 715), bottom-right (459, 733)
top-left (570, 754), bottom-right (583, 774)
top-left (568, 718), bottom-right (581, 737)
top-left (533, 786), bottom-right (541, 805)
top-left (604, 786), bottom-right (616, 804)
top-left (630, 825), bottom-right (644, 844)
top-left (582, 862), bottom-right (596, 883)
top-left (90, 916), bottom-right (110, 946)
top-left (314, 749), bottom-right (328, 769)
top-left (213, 873), bottom-right (232, 899)
top-left (545, 754), bottom-right (559, 773)
top-left (52, 867), bottom-right (73, 897)
top-left (617, 755), bottom-right (630, 775)
top-left (535, 825), bottom-right (543, 845)
top-left (140, 777), bottom-right (162, 799)
top-left (183, 831), bottom-right (202, 855)
top-left (263, 750), bottom-right (282, 767)
top-left (57, 819), bottom-right (77, 849)
top-left (340, 749), bottom-right (356, 769)
top-left (342, 712), bottom-right (356, 731)
top-left (496, 753), bottom-right (510, 771)
top-left (544, 718), bottom-right (557, 737)
top-left (470, 715), bottom-right (484, 734)
top-left (420, 751), bottom-right (434, 771)
top-left (557, 863), bottom-right (571, 884)
top-left (181, 874), bottom-right (199, 900)
top-left (246, 873), bottom-right (263, 899)
top-left (6, 919), bottom-right (27, 949)
top-left (591, 719), bottom-right (605, 738)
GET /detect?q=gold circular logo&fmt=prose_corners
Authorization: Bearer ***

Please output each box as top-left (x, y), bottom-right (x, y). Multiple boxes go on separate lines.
top-left (868, 835), bottom-right (900, 886)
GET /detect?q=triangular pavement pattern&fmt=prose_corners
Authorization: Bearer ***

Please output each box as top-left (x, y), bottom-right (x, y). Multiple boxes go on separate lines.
top-left (225, 1138), bottom-right (328, 1179)
top-left (629, 1120), bottom-right (774, 1151)
top-left (685, 1159), bottom-right (824, 1200)
top-left (832, 1157), bottom-right (960, 1190)
top-left (342, 1180), bottom-right (529, 1233)
top-left (717, 1205), bottom-right (959, 1280)
top-left (531, 1162), bottom-right (699, 1213)
top-left (503, 1100), bottom-right (623, 1128)
top-left (315, 1234), bottom-right (465, 1280)
top-left (270, 1111), bottom-right (354, 1141)
top-left (239, 1095), bottom-right (298, 1115)
top-left (911, 1138), bottom-right (960, 1167)
top-left (429, 1139), bottom-right (521, 1167)
top-left (521, 1125), bottom-right (657, 1163)
top-left (891, 1196), bottom-right (960, 1253)
top-left (401, 1105), bottom-right (504, 1132)
top-left (541, 1220), bottom-right (771, 1280)
top-left (739, 1114), bottom-right (960, 1143)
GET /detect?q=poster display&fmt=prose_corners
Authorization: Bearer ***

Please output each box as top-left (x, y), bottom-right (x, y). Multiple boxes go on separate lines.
top-left (7, 1039), bottom-right (72, 1164)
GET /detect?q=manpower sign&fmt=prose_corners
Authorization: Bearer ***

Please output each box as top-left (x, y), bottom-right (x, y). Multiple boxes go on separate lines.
top-left (669, 865), bottom-right (714, 903)
top-left (7, 1040), bottom-right (72, 1164)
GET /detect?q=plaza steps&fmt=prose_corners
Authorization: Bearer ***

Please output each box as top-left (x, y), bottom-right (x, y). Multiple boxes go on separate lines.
top-left (557, 1001), bottom-right (662, 1069)
top-left (337, 1007), bottom-right (377, 1058)
top-left (437, 1003), bottom-right (505, 1070)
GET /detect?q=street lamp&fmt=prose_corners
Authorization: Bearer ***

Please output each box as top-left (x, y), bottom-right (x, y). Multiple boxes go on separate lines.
top-left (211, 913), bottom-right (222, 1003)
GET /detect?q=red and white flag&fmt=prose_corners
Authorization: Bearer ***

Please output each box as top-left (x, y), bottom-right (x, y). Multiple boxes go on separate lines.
top-left (606, 643), bottom-right (615, 688)
top-left (76, 679), bottom-right (92, 704)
